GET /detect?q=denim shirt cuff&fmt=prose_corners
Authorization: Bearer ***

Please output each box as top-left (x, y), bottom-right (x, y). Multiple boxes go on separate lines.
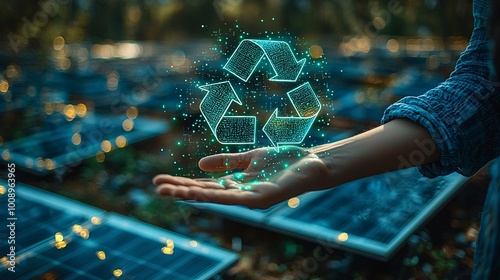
top-left (381, 97), bottom-right (460, 178)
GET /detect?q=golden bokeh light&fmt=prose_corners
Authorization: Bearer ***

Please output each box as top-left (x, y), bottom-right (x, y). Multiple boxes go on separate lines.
top-left (64, 104), bottom-right (76, 119)
top-left (55, 241), bottom-right (67, 249)
top-left (0, 80), bottom-right (9, 93)
top-left (55, 232), bottom-right (64, 242)
top-left (166, 239), bottom-right (174, 248)
top-left (126, 107), bottom-right (138, 119)
top-left (76, 103), bottom-right (87, 117)
top-left (71, 133), bottom-right (81, 145)
top-left (100, 140), bottom-right (112, 153)
top-left (80, 228), bottom-right (90, 239)
top-left (161, 247), bottom-right (174, 255)
top-left (386, 39), bottom-right (400, 53)
top-left (91, 216), bottom-right (102, 225)
top-left (357, 37), bottom-right (371, 54)
top-left (189, 240), bottom-right (198, 247)
top-left (53, 36), bottom-right (65, 51)
top-left (96, 251), bottom-right (106, 260)
top-left (58, 58), bottom-right (71, 71)
top-left (161, 239), bottom-right (175, 254)
top-left (45, 158), bottom-right (55, 170)
top-left (122, 119), bottom-right (134, 131)
top-left (115, 136), bottom-right (127, 148)
top-left (113, 269), bottom-right (123, 277)
top-left (0, 185), bottom-right (6, 195)
top-left (337, 232), bottom-right (349, 242)
top-left (309, 45), bottom-right (323, 59)
top-left (72, 224), bottom-right (83, 233)
top-left (287, 197), bottom-right (300, 208)
top-left (96, 151), bottom-right (105, 163)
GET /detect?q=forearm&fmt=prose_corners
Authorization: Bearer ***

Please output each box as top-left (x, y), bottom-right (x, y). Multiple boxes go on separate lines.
top-left (311, 119), bottom-right (441, 188)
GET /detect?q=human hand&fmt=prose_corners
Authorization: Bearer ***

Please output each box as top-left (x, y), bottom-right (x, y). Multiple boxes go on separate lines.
top-left (153, 146), bottom-right (331, 209)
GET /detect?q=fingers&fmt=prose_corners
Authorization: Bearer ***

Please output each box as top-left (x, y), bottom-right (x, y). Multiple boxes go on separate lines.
top-left (198, 150), bottom-right (254, 171)
top-left (153, 174), bottom-right (225, 189)
top-left (155, 182), bottom-right (257, 206)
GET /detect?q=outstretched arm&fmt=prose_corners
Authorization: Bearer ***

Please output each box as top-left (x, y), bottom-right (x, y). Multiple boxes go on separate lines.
top-left (153, 118), bottom-right (440, 209)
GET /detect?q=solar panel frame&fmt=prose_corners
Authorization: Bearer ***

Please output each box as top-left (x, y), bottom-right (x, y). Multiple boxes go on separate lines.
top-left (265, 169), bottom-right (468, 261)
top-left (0, 180), bottom-right (238, 279)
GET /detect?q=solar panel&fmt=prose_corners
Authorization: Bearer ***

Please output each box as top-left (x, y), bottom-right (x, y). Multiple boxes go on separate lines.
top-left (184, 168), bottom-right (466, 261)
top-left (0, 114), bottom-right (168, 175)
top-left (267, 168), bottom-right (467, 260)
top-left (0, 180), bottom-right (238, 279)
top-left (184, 202), bottom-right (283, 226)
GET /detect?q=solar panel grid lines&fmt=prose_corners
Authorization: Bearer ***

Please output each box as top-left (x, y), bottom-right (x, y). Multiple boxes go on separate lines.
top-left (268, 169), bottom-right (468, 260)
top-left (0, 181), bottom-right (238, 280)
top-left (0, 114), bottom-right (169, 175)
top-left (184, 168), bottom-right (467, 261)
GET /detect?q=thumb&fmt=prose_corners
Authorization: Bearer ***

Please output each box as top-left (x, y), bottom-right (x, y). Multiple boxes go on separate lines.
top-left (198, 151), bottom-right (254, 171)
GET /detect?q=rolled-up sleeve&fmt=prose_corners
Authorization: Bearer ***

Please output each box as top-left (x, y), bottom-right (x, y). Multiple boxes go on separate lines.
top-left (381, 0), bottom-right (500, 178)
top-left (382, 77), bottom-right (499, 178)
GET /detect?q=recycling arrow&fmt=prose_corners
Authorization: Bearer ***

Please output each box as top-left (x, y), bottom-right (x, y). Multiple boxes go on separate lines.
top-left (223, 39), bottom-right (306, 82)
top-left (263, 82), bottom-right (321, 148)
top-left (199, 39), bottom-right (322, 150)
top-left (199, 81), bottom-right (256, 144)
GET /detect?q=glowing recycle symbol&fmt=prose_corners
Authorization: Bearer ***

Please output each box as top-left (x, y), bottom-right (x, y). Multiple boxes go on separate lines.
top-left (199, 39), bottom-right (321, 150)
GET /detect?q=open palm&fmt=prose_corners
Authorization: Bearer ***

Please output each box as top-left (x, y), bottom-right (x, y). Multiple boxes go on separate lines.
top-left (153, 146), bottom-right (331, 209)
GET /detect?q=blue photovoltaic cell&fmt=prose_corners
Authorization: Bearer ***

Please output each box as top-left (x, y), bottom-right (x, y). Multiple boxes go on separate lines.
top-left (0, 180), bottom-right (238, 279)
top-left (186, 166), bottom-right (466, 260)
top-left (267, 168), bottom-right (467, 260)
top-left (0, 114), bottom-right (168, 175)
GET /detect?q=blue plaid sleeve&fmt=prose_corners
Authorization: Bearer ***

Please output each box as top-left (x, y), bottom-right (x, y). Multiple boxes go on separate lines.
top-left (381, 0), bottom-right (500, 178)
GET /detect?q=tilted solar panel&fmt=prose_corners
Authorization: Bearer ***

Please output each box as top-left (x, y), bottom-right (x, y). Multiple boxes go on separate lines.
top-left (0, 114), bottom-right (168, 175)
top-left (183, 167), bottom-right (466, 260)
top-left (0, 180), bottom-right (238, 279)
top-left (266, 168), bottom-right (467, 260)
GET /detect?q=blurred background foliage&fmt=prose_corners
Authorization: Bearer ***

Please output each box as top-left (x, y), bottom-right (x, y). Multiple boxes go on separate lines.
top-left (1, 0), bottom-right (473, 54)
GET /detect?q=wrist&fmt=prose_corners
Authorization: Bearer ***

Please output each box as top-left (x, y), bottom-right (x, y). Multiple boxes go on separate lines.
top-left (311, 141), bottom-right (353, 189)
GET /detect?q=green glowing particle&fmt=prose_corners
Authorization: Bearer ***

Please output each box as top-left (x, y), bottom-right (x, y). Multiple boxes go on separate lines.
top-left (234, 173), bottom-right (245, 180)
top-left (239, 185), bottom-right (252, 191)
